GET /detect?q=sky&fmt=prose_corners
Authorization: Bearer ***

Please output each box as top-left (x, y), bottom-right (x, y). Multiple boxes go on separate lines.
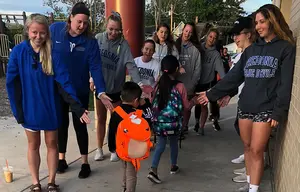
top-left (0, 0), bottom-right (272, 16)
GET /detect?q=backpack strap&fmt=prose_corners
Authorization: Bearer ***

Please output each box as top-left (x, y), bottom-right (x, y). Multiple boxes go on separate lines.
top-left (114, 106), bottom-right (129, 119)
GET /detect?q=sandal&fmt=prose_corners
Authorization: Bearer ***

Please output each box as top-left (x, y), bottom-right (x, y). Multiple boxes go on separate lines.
top-left (30, 184), bottom-right (42, 192)
top-left (47, 183), bottom-right (60, 192)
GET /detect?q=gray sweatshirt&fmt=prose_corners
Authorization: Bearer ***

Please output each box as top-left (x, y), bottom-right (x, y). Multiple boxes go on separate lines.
top-left (200, 42), bottom-right (225, 84)
top-left (95, 32), bottom-right (141, 94)
top-left (152, 42), bottom-right (179, 63)
top-left (176, 42), bottom-right (201, 95)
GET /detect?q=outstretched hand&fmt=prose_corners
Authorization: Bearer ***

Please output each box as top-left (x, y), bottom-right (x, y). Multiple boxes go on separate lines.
top-left (179, 67), bottom-right (186, 74)
top-left (100, 93), bottom-right (114, 112)
top-left (196, 92), bottom-right (209, 105)
top-left (89, 82), bottom-right (95, 92)
top-left (218, 95), bottom-right (231, 108)
top-left (80, 110), bottom-right (91, 124)
top-left (267, 118), bottom-right (279, 128)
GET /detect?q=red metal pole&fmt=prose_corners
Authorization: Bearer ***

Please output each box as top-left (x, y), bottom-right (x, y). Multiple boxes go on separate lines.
top-left (105, 0), bottom-right (145, 58)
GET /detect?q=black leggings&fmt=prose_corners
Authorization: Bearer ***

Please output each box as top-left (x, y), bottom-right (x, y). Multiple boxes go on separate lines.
top-left (58, 97), bottom-right (89, 155)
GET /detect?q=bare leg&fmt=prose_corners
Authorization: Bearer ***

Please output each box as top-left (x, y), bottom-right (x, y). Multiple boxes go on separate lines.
top-left (250, 122), bottom-right (272, 185)
top-left (96, 99), bottom-right (108, 149)
top-left (199, 105), bottom-right (208, 135)
top-left (25, 130), bottom-right (41, 185)
top-left (239, 119), bottom-right (253, 178)
top-left (44, 130), bottom-right (58, 184)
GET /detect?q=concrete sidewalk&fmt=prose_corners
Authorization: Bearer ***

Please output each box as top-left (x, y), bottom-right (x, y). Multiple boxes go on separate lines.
top-left (0, 98), bottom-right (272, 192)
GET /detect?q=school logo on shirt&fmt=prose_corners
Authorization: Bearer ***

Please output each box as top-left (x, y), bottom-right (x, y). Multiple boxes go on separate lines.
top-left (100, 49), bottom-right (120, 71)
top-left (138, 67), bottom-right (154, 80)
top-left (244, 56), bottom-right (278, 78)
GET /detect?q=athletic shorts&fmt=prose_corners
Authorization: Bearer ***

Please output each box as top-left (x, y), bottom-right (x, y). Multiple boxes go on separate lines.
top-left (238, 108), bottom-right (272, 123)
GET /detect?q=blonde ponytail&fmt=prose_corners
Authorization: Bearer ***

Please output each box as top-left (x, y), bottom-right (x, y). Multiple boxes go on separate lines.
top-left (24, 14), bottom-right (53, 75)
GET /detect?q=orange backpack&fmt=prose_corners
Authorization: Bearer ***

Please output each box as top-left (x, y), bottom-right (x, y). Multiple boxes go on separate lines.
top-left (114, 106), bottom-right (153, 171)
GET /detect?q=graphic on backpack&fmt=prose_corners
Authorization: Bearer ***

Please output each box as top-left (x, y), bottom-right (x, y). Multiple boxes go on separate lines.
top-left (152, 84), bottom-right (183, 136)
top-left (115, 106), bottom-right (153, 171)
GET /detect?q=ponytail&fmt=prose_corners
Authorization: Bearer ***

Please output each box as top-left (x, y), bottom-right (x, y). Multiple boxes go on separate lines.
top-left (156, 55), bottom-right (179, 110)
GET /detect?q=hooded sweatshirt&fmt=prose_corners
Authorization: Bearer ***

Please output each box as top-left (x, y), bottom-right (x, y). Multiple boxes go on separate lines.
top-left (200, 42), bottom-right (225, 84)
top-left (152, 42), bottom-right (179, 63)
top-left (176, 42), bottom-right (201, 95)
top-left (50, 22), bottom-right (106, 104)
top-left (95, 32), bottom-right (141, 94)
top-left (206, 37), bottom-right (296, 122)
top-left (6, 41), bottom-right (85, 131)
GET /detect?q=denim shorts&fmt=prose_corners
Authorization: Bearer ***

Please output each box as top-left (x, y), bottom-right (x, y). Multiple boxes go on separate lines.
top-left (237, 108), bottom-right (272, 122)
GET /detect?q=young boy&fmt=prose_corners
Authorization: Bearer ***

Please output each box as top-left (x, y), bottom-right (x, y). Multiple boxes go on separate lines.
top-left (108, 82), bottom-right (143, 192)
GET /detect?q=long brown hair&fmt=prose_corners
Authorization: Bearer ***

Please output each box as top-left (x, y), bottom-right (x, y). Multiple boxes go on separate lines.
top-left (255, 4), bottom-right (295, 45)
top-left (175, 22), bottom-right (201, 54)
top-left (24, 14), bottom-right (53, 75)
top-left (66, 2), bottom-right (93, 38)
top-left (153, 23), bottom-right (175, 55)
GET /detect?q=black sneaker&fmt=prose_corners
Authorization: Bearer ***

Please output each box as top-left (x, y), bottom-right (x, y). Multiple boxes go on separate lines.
top-left (147, 171), bottom-right (161, 184)
top-left (78, 164), bottom-right (91, 179)
top-left (208, 114), bottom-right (214, 121)
top-left (194, 123), bottom-right (199, 132)
top-left (57, 159), bottom-right (68, 174)
top-left (170, 165), bottom-right (179, 174)
top-left (213, 120), bottom-right (221, 131)
top-left (197, 127), bottom-right (205, 136)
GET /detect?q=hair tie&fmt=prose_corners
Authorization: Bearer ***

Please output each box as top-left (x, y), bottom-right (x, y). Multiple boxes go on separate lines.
top-left (111, 11), bottom-right (121, 20)
top-left (164, 70), bottom-right (168, 73)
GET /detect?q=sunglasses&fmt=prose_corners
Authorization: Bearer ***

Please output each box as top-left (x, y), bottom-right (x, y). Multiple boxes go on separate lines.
top-left (231, 31), bottom-right (249, 39)
top-left (32, 53), bottom-right (39, 70)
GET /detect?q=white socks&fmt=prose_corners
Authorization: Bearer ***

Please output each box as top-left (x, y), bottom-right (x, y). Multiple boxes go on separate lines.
top-left (247, 175), bottom-right (250, 183)
top-left (249, 184), bottom-right (259, 192)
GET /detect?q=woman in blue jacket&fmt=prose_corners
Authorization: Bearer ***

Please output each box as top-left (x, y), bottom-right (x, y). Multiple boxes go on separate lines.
top-left (6, 14), bottom-right (90, 192)
top-left (50, 2), bottom-right (113, 178)
top-left (198, 4), bottom-right (295, 192)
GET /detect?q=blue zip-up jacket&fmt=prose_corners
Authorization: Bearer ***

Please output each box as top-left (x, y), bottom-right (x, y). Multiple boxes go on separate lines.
top-left (50, 22), bottom-right (105, 103)
top-left (6, 41), bottom-right (85, 131)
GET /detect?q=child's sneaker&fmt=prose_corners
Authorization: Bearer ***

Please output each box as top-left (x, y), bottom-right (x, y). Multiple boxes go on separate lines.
top-left (170, 165), bottom-right (179, 174)
top-left (110, 152), bottom-right (120, 162)
top-left (147, 171), bottom-right (162, 184)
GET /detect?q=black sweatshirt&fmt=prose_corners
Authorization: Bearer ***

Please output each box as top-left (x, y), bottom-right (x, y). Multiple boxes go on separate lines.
top-left (207, 37), bottom-right (296, 122)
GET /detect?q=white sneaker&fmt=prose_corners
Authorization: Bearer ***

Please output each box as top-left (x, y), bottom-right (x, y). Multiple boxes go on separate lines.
top-left (94, 148), bottom-right (104, 161)
top-left (110, 152), bottom-right (120, 162)
top-left (233, 173), bottom-right (247, 183)
top-left (236, 184), bottom-right (249, 192)
top-left (231, 154), bottom-right (245, 164)
top-left (234, 167), bottom-right (246, 175)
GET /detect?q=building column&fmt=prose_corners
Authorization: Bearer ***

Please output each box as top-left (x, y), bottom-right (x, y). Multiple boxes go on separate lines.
top-left (105, 0), bottom-right (145, 57)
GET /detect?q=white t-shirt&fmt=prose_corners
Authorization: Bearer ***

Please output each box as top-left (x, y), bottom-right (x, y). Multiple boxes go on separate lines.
top-left (134, 56), bottom-right (160, 88)
top-left (230, 53), bottom-right (244, 96)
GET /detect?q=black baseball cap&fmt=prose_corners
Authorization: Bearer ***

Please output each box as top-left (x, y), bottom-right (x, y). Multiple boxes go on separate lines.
top-left (230, 17), bottom-right (253, 35)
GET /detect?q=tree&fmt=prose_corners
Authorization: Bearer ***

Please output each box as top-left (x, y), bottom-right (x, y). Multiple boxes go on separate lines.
top-left (43, 0), bottom-right (105, 32)
top-left (146, 0), bottom-right (246, 27)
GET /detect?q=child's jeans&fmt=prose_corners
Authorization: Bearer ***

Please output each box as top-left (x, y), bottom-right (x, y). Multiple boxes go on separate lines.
top-left (122, 161), bottom-right (137, 192)
top-left (151, 135), bottom-right (179, 168)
